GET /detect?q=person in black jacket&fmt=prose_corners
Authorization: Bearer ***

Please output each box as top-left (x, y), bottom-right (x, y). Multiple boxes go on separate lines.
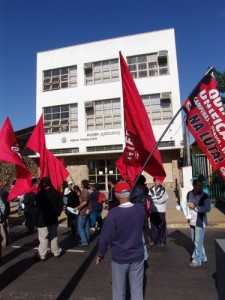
top-left (0, 183), bottom-right (10, 247)
top-left (130, 175), bottom-right (151, 261)
top-left (108, 177), bottom-right (119, 210)
top-left (23, 177), bottom-right (38, 234)
top-left (65, 182), bottom-right (80, 236)
top-left (33, 177), bottom-right (63, 261)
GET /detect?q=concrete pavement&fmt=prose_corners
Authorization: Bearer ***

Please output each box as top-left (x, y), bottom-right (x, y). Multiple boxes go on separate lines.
top-left (1, 225), bottom-right (225, 299)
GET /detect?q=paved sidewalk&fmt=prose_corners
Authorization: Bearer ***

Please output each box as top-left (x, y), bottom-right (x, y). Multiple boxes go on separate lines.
top-left (9, 195), bottom-right (225, 228)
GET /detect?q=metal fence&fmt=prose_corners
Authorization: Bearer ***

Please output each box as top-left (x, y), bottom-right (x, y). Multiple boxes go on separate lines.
top-left (192, 154), bottom-right (225, 206)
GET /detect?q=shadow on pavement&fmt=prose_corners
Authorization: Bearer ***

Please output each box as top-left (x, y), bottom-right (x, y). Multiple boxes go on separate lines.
top-left (56, 241), bottom-right (99, 300)
top-left (0, 256), bottom-right (34, 290)
top-left (168, 229), bottom-right (192, 256)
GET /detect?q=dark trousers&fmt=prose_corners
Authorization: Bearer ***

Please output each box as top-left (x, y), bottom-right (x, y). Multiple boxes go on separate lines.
top-left (150, 212), bottom-right (167, 244)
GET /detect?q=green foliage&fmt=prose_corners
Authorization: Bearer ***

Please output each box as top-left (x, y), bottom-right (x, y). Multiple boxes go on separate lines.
top-left (213, 68), bottom-right (225, 104)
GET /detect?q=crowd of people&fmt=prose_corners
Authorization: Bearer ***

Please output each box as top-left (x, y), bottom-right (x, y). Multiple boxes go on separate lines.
top-left (0, 176), bottom-right (211, 298)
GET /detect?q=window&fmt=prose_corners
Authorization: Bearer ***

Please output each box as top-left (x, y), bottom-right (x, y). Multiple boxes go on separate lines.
top-left (43, 66), bottom-right (77, 91)
top-left (142, 93), bottom-right (172, 125)
top-left (86, 99), bottom-right (121, 130)
top-left (43, 104), bottom-right (78, 134)
top-left (84, 59), bottom-right (119, 85)
top-left (127, 51), bottom-right (168, 79)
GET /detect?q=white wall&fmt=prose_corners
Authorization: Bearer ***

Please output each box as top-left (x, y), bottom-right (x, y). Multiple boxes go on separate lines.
top-left (36, 29), bottom-right (183, 153)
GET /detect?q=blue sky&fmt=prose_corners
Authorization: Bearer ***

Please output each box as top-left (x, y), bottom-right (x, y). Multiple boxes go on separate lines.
top-left (0, 0), bottom-right (225, 131)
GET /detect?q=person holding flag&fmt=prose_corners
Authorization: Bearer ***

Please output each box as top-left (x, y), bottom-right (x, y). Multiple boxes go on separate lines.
top-left (33, 177), bottom-right (64, 261)
top-left (96, 181), bottom-right (146, 300)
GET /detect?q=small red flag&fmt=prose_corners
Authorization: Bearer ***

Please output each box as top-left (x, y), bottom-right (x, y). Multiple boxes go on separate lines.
top-left (0, 117), bottom-right (27, 168)
top-left (116, 52), bottom-right (166, 185)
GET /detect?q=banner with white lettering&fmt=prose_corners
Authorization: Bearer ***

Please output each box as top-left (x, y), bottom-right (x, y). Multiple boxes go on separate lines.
top-left (183, 71), bottom-right (225, 179)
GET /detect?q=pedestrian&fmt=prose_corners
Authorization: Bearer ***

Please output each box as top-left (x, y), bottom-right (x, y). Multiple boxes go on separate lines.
top-left (33, 177), bottom-right (64, 261)
top-left (149, 178), bottom-right (168, 246)
top-left (130, 174), bottom-right (151, 260)
top-left (107, 177), bottom-right (119, 210)
top-left (23, 177), bottom-right (39, 234)
top-left (65, 181), bottom-right (80, 236)
top-left (90, 183), bottom-right (105, 230)
top-left (0, 189), bottom-right (6, 261)
top-left (0, 182), bottom-right (10, 246)
top-left (96, 181), bottom-right (146, 300)
top-left (74, 179), bottom-right (91, 247)
top-left (187, 179), bottom-right (211, 268)
top-left (73, 185), bottom-right (81, 197)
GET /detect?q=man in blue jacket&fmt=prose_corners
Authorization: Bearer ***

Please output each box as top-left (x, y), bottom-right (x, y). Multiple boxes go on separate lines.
top-left (96, 181), bottom-right (146, 300)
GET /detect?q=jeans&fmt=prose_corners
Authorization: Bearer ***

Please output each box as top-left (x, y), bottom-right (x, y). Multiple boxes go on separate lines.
top-left (111, 259), bottom-right (144, 300)
top-left (150, 212), bottom-right (167, 245)
top-left (78, 214), bottom-right (90, 245)
top-left (91, 210), bottom-right (102, 228)
top-left (190, 225), bottom-right (207, 264)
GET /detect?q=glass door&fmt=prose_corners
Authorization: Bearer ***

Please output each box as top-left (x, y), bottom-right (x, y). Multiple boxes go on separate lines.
top-left (88, 159), bottom-right (121, 190)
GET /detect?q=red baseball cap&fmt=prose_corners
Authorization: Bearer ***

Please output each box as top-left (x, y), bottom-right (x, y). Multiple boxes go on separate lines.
top-left (115, 182), bottom-right (131, 194)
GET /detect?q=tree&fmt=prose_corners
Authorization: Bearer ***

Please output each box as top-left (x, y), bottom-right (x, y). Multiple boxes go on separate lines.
top-left (213, 68), bottom-right (225, 103)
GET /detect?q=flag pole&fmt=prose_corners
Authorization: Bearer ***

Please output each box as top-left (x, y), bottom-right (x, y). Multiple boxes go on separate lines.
top-left (133, 67), bottom-right (214, 187)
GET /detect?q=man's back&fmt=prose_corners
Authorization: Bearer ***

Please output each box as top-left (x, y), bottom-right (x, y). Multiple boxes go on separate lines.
top-left (98, 203), bottom-right (146, 263)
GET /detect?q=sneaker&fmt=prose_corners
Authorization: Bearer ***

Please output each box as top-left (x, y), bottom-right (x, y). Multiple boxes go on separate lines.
top-left (149, 241), bottom-right (157, 247)
top-left (33, 254), bottom-right (45, 262)
top-left (188, 262), bottom-right (201, 268)
top-left (55, 250), bottom-right (65, 258)
top-left (78, 243), bottom-right (88, 247)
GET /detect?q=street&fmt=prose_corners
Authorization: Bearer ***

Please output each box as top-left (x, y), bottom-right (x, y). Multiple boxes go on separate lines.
top-left (0, 225), bottom-right (225, 300)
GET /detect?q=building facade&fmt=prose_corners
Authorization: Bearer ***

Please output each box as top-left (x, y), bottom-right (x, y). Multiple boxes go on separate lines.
top-left (36, 29), bottom-right (183, 190)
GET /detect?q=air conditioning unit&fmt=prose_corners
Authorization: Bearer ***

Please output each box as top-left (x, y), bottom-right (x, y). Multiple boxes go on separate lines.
top-left (85, 101), bottom-right (93, 108)
top-left (161, 92), bottom-right (171, 99)
top-left (83, 63), bottom-right (93, 70)
top-left (158, 50), bottom-right (168, 58)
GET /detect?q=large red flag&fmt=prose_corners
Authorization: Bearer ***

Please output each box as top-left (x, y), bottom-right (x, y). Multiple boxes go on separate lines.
top-left (116, 52), bottom-right (166, 185)
top-left (183, 70), bottom-right (225, 179)
top-left (26, 115), bottom-right (69, 189)
top-left (0, 117), bottom-right (32, 201)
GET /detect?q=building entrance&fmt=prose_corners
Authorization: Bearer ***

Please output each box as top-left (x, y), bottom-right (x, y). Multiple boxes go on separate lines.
top-left (88, 159), bottom-right (121, 191)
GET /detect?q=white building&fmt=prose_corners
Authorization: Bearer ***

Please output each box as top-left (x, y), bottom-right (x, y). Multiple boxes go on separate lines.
top-left (36, 28), bottom-right (183, 190)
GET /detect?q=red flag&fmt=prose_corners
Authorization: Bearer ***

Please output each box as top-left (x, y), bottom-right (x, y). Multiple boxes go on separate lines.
top-left (26, 115), bottom-right (47, 178)
top-left (26, 115), bottom-right (69, 189)
top-left (183, 70), bottom-right (225, 179)
top-left (8, 167), bottom-right (33, 201)
top-left (116, 52), bottom-right (166, 185)
top-left (0, 117), bottom-right (33, 201)
top-left (45, 149), bottom-right (69, 190)
top-left (0, 117), bottom-right (27, 168)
